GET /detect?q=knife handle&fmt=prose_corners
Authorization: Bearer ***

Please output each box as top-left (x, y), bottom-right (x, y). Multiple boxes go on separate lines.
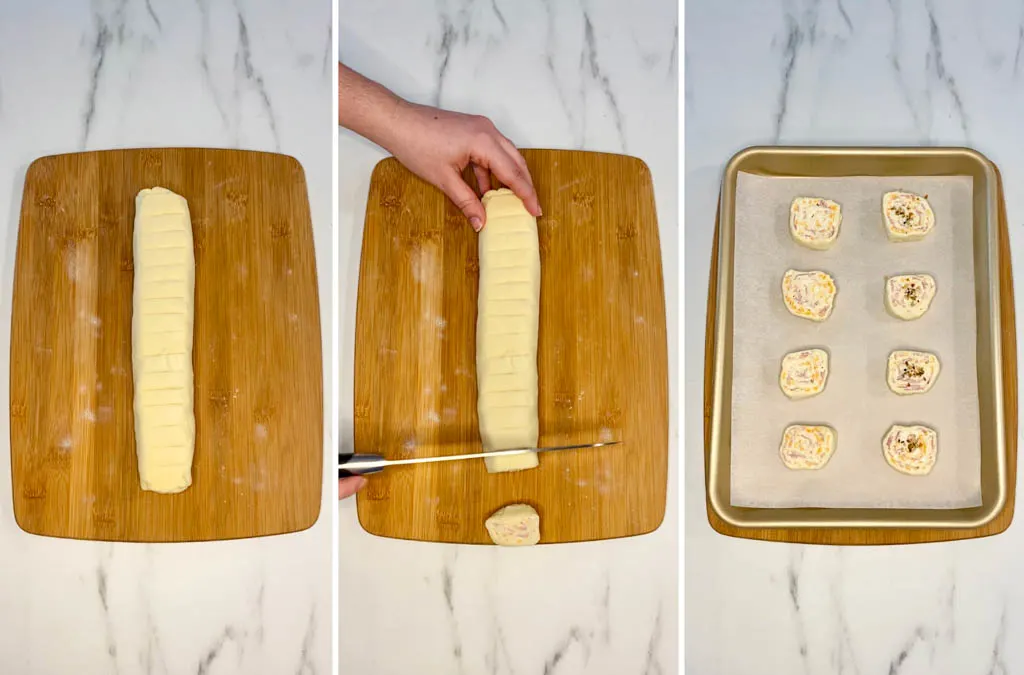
top-left (338, 453), bottom-right (387, 477)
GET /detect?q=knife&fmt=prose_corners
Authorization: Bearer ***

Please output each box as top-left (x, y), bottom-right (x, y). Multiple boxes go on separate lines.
top-left (338, 441), bottom-right (620, 477)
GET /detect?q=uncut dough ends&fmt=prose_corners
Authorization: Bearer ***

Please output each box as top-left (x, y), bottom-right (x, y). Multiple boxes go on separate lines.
top-left (132, 187), bottom-right (196, 494)
top-left (484, 503), bottom-right (541, 545)
top-left (476, 188), bottom-right (541, 473)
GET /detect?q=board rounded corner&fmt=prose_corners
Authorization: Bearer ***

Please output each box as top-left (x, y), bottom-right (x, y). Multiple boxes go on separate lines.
top-left (25, 154), bottom-right (55, 180)
top-left (292, 502), bottom-right (322, 534)
top-left (278, 153), bottom-right (308, 182)
top-left (369, 156), bottom-right (401, 180)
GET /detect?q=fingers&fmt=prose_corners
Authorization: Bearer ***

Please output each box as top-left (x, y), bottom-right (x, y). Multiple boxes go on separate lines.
top-left (441, 171), bottom-right (487, 231)
top-left (472, 163), bottom-right (492, 195)
top-left (339, 476), bottom-right (367, 500)
top-left (474, 136), bottom-right (542, 218)
top-left (495, 135), bottom-right (533, 190)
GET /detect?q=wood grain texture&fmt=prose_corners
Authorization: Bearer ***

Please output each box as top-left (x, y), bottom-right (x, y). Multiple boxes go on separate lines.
top-left (11, 148), bottom-right (323, 542)
top-left (353, 150), bottom-right (668, 544)
top-left (702, 169), bottom-right (1017, 545)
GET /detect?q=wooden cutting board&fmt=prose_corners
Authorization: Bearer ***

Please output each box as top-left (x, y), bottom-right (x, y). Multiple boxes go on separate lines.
top-left (10, 148), bottom-right (323, 542)
top-left (353, 149), bottom-right (668, 544)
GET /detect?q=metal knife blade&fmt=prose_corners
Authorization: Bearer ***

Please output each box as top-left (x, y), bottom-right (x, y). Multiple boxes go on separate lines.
top-left (338, 441), bottom-right (620, 477)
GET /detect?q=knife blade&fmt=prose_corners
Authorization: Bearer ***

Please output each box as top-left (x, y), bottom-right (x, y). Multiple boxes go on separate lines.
top-left (338, 441), bottom-right (620, 477)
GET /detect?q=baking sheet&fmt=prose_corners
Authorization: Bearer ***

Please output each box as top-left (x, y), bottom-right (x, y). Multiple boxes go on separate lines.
top-left (730, 172), bottom-right (982, 509)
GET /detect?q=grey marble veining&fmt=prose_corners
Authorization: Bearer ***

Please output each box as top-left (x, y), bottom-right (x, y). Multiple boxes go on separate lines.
top-left (338, 1), bottom-right (679, 673)
top-left (0, 2), bottom-right (333, 673)
top-left (687, 1), bottom-right (1024, 673)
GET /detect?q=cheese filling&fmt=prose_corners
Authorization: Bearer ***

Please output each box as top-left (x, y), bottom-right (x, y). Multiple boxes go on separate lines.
top-left (883, 191), bottom-right (935, 240)
top-left (882, 424), bottom-right (938, 475)
top-left (789, 197), bottom-right (841, 249)
top-left (885, 274), bottom-right (937, 320)
top-left (782, 269), bottom-right (837, 321)
top-left (886, 350), bottom-right (941, 395)
top-left (779, 424), bottom-right (837, 470)
top-left (779, 348), bottom-right (829, 399)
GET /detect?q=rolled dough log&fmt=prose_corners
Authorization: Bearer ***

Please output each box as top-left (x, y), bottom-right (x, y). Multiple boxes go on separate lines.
top-left (476, 188), bottom-right (541, 473)
top-left (132, 187), bottom-right (196, 494)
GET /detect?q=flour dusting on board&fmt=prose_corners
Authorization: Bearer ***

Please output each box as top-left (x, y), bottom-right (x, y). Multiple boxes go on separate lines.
top-left (598, 427), bottom-right (614, 443)
top-left (254, 424), bottom-right (268, 442)
top-left (410, 250), bottom-right (437, 284)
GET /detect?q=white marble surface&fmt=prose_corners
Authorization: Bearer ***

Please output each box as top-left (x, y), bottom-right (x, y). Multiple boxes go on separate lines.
top-left (0, 2), bottom-right (333, 673)
top-left (338, 1), bottom-right (678, 673)
top-left (687, 1), bottom-right (1024, 673)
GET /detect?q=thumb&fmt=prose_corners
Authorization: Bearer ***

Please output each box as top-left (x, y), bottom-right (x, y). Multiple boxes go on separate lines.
top-left (338, 476), bottom-right (366, 500)
top-left (441, 172), bottom-right (486, 232)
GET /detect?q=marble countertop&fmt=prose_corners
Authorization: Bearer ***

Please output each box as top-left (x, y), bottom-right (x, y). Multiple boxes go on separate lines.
top-left (0, 3), bottom-right (333, 673)
top-left (338, 1), bottom-right (678, 673)
top-left (687, 1), bottom-right (1024, 673)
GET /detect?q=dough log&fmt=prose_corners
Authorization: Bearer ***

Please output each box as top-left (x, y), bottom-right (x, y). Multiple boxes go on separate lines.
top-left (132, 187), bottom-right (196, 494)
top-left (476, 188), bottom-right (541, 473)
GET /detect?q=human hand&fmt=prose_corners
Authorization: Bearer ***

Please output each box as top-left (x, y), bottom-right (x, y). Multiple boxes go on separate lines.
top-left (387, 103), bottom-right (541, 231)
top-left (339, 476), bottom-right (366, 500)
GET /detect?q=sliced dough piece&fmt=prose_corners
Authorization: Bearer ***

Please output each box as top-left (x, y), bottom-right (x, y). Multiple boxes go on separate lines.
top-left (885, 274), bottom-right (937, 320)
top-left (477, 188), bottom-right (541, 473)
top-left (883, 424), bottom-right (938, 475)
top-left (789, 197), bottom-right (842, 250)
top-left (779, 424), bottom-right (837, 470)
top-left (779, 348), bottom-right (829, 399)
top-left (132, 187), bottom-right (196, 494)
top-left (883, 191), bottom-right (935, 241)
top-left (782, 269), bottom-right (837, 322)
top-left (485, 504), bottom-right (540, 546)
top-left (887, 350), bottom-right (941, 395)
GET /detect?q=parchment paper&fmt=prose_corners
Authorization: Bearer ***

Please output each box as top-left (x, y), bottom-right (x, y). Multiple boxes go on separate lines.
top-left (729, 172), bottom-right (982, 509)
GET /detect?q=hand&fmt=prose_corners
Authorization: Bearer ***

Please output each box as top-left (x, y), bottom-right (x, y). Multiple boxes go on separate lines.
top-left (387, 103), bottom-right (542, 231)
top-left (339, 63), bottom-right (541, 231)
top-left (339, 476), bottom-right (366, 500)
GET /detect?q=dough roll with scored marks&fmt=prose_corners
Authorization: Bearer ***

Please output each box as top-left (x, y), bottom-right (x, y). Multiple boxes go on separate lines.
top-left (132, 187), bottom-right (196, 494)
top-left (476, 188), bottom-right (541, 473)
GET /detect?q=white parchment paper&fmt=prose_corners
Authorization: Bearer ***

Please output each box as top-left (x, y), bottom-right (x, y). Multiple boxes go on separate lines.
top-left (729, 172), bottom-right (982, 509)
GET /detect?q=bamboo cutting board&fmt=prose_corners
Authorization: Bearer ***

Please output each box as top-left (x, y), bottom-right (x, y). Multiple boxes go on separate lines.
top-left (353, 149), bottom-right (668, 544)
top-left (11, 148), bottom-right (323, 542)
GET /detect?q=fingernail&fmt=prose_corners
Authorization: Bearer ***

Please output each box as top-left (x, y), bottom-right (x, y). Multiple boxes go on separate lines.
top-left (356, 477), bottom-right (368, 491)
top-left (471, 217), bottom-right (483, 231)
top-left (537, 207), bottom-right (543, 217)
